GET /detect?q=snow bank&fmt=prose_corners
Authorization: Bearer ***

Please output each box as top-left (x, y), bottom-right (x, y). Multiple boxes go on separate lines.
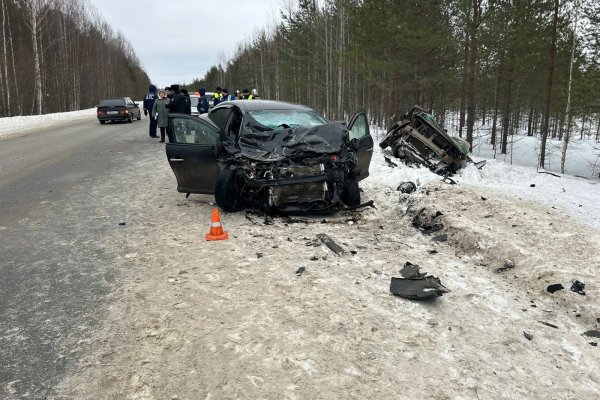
top-left (366, 126), bottom-right (600, 232)
top-left (0, 108), bottom-right (96, 140)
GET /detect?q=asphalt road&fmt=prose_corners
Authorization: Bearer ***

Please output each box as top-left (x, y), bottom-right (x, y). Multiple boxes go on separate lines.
top-left (0, 117), bottom-right (161, 398)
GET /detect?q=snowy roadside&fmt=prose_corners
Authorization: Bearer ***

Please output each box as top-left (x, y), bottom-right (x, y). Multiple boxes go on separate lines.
top-left (369, 127), bottom-right (600, 232)
top-left (52, 133), bottom-right (600, 399)
top-left (0, 108), bottom-right (97, 141)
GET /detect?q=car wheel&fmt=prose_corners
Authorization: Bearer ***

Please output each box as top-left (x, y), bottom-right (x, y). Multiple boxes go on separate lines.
top-left (343, 179), bottom-right (361, 207)
top-left (214, 168), bottom-right (244, 212)
top-left (136, 113), bottom-right (141, 120)
top-left (128, 115), bottom-right (132, 123)
top-left (99, 120), bottom-right (106, 125)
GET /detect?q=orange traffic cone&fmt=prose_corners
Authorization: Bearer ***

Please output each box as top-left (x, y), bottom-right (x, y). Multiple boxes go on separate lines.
top-left (205, 208), bottom-right (229, 241)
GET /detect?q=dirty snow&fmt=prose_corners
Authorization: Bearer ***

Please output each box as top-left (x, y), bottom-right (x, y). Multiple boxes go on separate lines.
top-left (47, 123), bottom-right (600, 399)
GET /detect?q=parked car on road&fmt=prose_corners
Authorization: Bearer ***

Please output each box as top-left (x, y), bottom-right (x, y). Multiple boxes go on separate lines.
top-left (96, 97), bottom-right (141, 124)
top-left (165, 100), bottom-right (373, 213)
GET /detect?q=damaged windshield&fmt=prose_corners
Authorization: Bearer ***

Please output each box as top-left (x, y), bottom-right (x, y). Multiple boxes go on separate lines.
top-left (248, 110), bottom-right (327, 130)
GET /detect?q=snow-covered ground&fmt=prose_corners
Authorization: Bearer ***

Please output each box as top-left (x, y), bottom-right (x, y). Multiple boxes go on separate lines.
top-left (0, 108), bottom-right (96, 141)
top-left (369, 126), bottom-right (600, 232)
top-left (4, 111), bottom-right (595, 398)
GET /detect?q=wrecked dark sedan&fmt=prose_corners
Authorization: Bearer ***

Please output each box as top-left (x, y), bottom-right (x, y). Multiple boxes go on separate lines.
top-left (379, 106), bottom-right (476, 175)
top-left (165, 100), bottom-right (373, 212)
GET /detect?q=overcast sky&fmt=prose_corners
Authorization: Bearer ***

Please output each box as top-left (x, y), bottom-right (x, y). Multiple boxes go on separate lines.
top-left (87, 0), bottom-right (283, 88)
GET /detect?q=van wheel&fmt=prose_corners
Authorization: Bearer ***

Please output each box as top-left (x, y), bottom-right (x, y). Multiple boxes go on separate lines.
top-left (214, 168), bottom-right (244, 212)
top-left (343, 179), bottom-right (361, 206)
top-left (99, 120), bottom-right (106, 125)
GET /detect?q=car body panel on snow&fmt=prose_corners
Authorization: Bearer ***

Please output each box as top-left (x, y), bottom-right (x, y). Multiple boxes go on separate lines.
top-left (165, 100), bottom-right (373, 212)
top-left (96, 97), bottom-right (141, 124)
top-left (379, 106), bottom-right (471, 175)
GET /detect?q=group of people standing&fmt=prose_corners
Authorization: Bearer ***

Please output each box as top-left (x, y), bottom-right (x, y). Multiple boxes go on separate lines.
top-left (211, 87), bottom-right (258, 106)
top-left (142, 84), bottom-right (260, 142)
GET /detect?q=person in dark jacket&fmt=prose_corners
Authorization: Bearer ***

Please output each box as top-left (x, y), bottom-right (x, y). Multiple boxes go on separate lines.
top-left (221, 88), bottom-right (235, 102)
top-left (165, 84), bottom-right (187, 114)
top-left (197, 87), bottom-right (209, 114)
top-left (143, 84), bottom-right (158, 137)
top-left (180, 88), bottom-right (192, 115)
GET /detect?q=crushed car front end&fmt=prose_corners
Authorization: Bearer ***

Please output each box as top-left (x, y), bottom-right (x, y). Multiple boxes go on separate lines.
top-left (219, 122), bottom-right (360, 213)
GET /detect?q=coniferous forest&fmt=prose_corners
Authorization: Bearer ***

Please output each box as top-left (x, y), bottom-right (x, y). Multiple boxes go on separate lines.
top-left (192, 0), bottom-right (600, 167)
top-left (0, 0), bottom-right (149, 117)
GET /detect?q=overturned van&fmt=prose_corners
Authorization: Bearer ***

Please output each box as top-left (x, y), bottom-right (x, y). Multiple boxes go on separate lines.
top-left (380, 106), bottom-right (474, 176)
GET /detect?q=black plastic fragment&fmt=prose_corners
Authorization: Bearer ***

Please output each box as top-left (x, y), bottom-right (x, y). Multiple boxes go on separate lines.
top-left (412, 208), bottom-right (444, 234)
top-left (390, 263), bottom-right (449, 300)
top-left (590, 342), bottom-right (598, 347)
top-left (399, 262), bottom-right (426, 279)
top-left (571, 280), bottom-right (586, 295)
top-left (384, 156), bottom-right (398, 168)
top-left (547, 283), bottom-right (564, 294)
top-left (432, 234), bottom-right (448, 242)
top-left (530, 184), bottom-right (536, 187)
top-left (539, 321), bottom-right (559, 329)
top-left (584, 330), bottom-right (600, 338)
top-left (524, 332), bottom-right (533, 340)
top-left (118, 222), bottom-right (126, 226)
top-left (316, 233), bottom-right (345, 256)
top-left (295, 267), bottom-right (305, 276)
top-left (398, 181), bottom-right (417, 194)
top-left (256, 252), bottom-right (263, 259)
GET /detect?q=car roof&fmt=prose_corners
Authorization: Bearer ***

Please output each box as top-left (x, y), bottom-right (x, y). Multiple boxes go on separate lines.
top-left (220, 100), bottom-right (314, 112)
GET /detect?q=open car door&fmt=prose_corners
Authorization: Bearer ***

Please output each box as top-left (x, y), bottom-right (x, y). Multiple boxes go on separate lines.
top-left (165, 114), bottom-right (225, 194)
top-left (348, 111), bottom-right (373, 181)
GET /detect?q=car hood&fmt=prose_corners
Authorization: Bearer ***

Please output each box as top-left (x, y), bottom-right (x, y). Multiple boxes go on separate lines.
top-left (236, 123), bottom-right (349, 162)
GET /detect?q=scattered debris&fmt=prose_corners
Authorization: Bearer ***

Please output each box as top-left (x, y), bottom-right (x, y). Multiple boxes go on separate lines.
top-left (481, 196), bottom-right (487, 201)
top-left (538, 321), bottom-right (559, 329)
top-left (530, 184), bottom-right (536, 187)
top-left (316, 233), bottom-right (346, 256)
top-left (583, 330), bottom-right (600, 338)
top-left (431, 234), bottom-right (448, 242)
top-left (379, 106), bottom-right (477, 176)
top-left (442, 176), bottom-right (457, 185)
top-left (571, 280), bottom-right (586, 295)
top-left (295, 267), bottom-right (306, 276)
top-left (118, 222), bottom-right (126, 226)
top-left (412, 208), bottom-right (444, 234)
top-left (256, 252), bottom-right (263, 259)
top-left (495, 259), bottom-right (515, 273)
top-left (397, 181), bottom-right (417, 194)
top-left (390, 262), bottom-right (450, 300)
top-left (590, 342), bottom-right (598, 347)
top-left (524, 332), bottom-right (534, 341)
top-left (547, 283), bottom-right (565, 294)
top-left (473, 160), bottom-right (487, 170)
top-left (347, 200), bottom-right (376, 210)
top-left (384, 156), bottom-right (398, 168)
top-left (309, 256), bottom-right (319, 261)
top-left (428, 249), bottom-right (438, 254)
top-left (399, 262), bottom-right (426, 279)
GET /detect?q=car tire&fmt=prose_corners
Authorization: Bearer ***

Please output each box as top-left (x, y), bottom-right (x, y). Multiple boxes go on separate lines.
top-left (214, 168), bottom-right (244, 212)
top-left (136, 113), bottom-right (141, 120)
top-left (128, 115), bottom-right (133, 123)
top-left (343, 179), bottom-right (361, 207)
top-left (99, 120), bottom-right (106, 125)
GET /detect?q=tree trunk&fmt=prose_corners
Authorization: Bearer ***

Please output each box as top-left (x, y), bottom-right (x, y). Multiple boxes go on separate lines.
top-left (561, 0), bottom-right (579, 174)
top-left (459, 28), bottom-right (469, 138)
top-left (540, 0), bottom-right (559, 168)
top-left (501, 50), bottom-right (514, 155)
top-left (491, 65), bottom-right (501, 150)
top-left (466, 0), bottom-right (480, 150)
